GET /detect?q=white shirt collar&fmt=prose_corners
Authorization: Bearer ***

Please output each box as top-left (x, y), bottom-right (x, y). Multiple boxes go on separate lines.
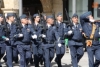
top-left (34, 22), bottom-right (39, 26)
top-left (58, 21), bottom-right (61, 24)
top-left (73, 22), bottom-right (78, 25)
top-left (22, 23), bottom-right (25, 27)
top-left (47, 23), bottom-right (51, 28)
top-left (0, 22), bottom-right (1, 25)
top-left (8, 22), bottom-right (12, 26)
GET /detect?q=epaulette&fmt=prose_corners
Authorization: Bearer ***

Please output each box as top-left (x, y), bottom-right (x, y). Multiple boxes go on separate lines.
top-left (12, 22), bottom-right (16, 25)
top-left (63, 23), bottom-right (66, 28)
top-left (38, 24), bottom-right (42, 27)
top-left (53, 26), bottom-right (56, 29)
top-left (1, 25), bottom-right (5, 28)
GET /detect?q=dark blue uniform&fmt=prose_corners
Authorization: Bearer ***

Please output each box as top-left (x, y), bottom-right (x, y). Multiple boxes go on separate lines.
top-left (81, 11), bottom-right (100, 67)
top-left (29, 23), bottom-right (43, 67)
top-left (6, 22), bottom-right (17, 67)
top-left (67, 23), bottom-right (84, 67)
top-left (55, 21), bottom-right (66, 67)
top-left (4, 13), bottom-right (17, 67)
top-left (42, 24), bottom-right (60, 67)
top-left (0, 20), bottom-right (6, 67)
top-left (14, 24), bottom-right (35, 67)
top-left (14, 14), bottom-right (35, 67)
top-left (30, 14), bottom-right (43, 67)
top-left (83, 23), bottom-right (100, 67)
top-left (66, 14), bottom-right (84, 67)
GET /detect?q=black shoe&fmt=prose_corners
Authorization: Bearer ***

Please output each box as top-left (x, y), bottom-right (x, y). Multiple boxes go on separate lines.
top-left (14, 61), bottom-right (19, 64)
top-left (40, 60), bottom-right (43, 65)
top-left (55, 58), bottom-right (58, 64)
top-left (30, 61), bottom-right (34, 65)
top-left (3, 57), bottom-right (7, 62)
top-left (0, 65), bottom-right (2, 67)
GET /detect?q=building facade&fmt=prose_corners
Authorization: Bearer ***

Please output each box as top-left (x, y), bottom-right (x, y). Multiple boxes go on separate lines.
top-left (0, 0), bottom-right (100, 20)
top-left (0, 0), bottom-right (63, 16)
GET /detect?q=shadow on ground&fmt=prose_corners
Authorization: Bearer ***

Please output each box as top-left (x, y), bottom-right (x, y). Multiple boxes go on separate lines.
top-left (1, 61), bottom-right (82, 67)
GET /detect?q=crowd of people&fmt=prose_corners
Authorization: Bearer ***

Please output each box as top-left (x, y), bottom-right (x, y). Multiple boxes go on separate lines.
top-left (0, 11), bottom-right (100, 67)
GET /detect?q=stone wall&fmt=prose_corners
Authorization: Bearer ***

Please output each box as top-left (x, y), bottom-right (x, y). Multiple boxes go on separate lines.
top-left (2, 0), bottom-right (18, 9)
top-left (40, 0), bottom-right (53, 15)
top-left (40, 0), bottom-right (63, 16)
top-left (53, 0), bottom-right (63, 17)
top-left (1, 0), bottom-right (19, 15)
top-left (0, 0), bottom-right (63, 16)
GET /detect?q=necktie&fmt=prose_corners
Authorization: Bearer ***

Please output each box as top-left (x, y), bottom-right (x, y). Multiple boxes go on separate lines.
top-left (25, 25), bottom-right (28, 29)
top-left (75, 24), bottom-right (78, 29)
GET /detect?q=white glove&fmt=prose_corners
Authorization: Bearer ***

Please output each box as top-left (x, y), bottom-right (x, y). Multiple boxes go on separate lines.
top-left (99, 32), bottom-right (100, 35)
top-left (42, 34), bottom-right (46, 38)
top-left (32, 35), bottom-right (37, 39)
top-left (58, 43), bottom-right (62, 47)
top-left (5, 38), bottom-right (9, 41)
top-left (89, 19), bottom-right (95, 22)
top-left (68, 30), bottom-right (73, 35)
top-left (18, 34), bottom-right (23, 37)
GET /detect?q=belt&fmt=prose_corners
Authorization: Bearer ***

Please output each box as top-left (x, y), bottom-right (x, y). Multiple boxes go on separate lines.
top-left (86, 38), bottom-right (99, 41)
top-left (22, 42), bottom-right (31, 45)
top-left (44, 41), bottom-right (54, 44)
top-left (72, 39), bottom-right (82, 42)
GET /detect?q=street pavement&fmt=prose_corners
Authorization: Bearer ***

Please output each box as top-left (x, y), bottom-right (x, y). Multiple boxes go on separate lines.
top-left (1, 51), bottom-right (95, 67)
